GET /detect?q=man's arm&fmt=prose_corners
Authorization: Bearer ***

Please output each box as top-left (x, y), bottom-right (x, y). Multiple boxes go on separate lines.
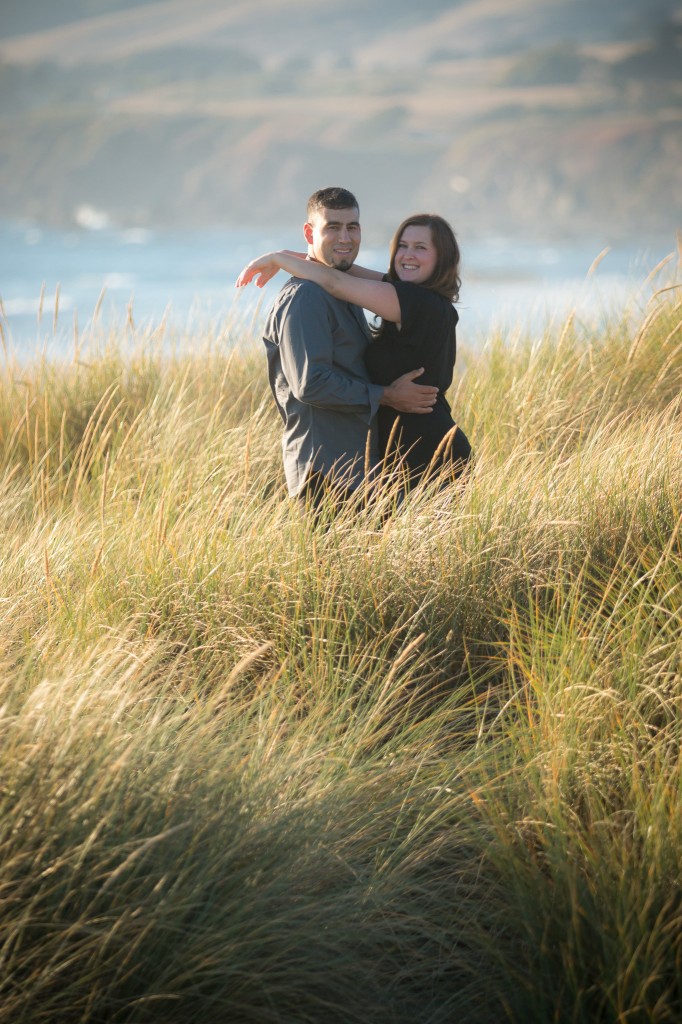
top-left (276, 285), bottom-right (383, 419)
top-left (274, 285), bottom-right (437, 418)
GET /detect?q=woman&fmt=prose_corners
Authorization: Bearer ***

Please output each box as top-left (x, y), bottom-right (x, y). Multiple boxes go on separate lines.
top-left (237, 213), bottom-right (472, 488)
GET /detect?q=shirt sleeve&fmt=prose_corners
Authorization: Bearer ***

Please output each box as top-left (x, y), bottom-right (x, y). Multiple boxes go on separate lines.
top-left (276, 284), bottom-right (383, 421)
top-left (392, 280), bottom-right (457, 342)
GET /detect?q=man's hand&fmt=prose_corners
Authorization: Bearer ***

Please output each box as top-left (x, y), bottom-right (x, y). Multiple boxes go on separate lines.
top-left (380, 369), bottom-right (438, 413)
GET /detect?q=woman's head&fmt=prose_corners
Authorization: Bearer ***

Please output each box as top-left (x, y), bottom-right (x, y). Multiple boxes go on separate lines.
top-left (387, 214), bottom-right (460, 301)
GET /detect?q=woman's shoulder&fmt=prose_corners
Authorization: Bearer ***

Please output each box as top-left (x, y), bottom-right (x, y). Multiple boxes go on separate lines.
top-left (393, 280), bottom-right (458, 324)
top-left (393, 279), bottom-right (454, 304)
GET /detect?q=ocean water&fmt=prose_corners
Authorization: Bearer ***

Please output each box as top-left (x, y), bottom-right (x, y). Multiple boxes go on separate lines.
top-left (0, 220), bottom-right (675, 360)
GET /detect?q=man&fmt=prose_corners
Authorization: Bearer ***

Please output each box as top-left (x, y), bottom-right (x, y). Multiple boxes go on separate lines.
top-left (263, 186), bottom-right (437, 506)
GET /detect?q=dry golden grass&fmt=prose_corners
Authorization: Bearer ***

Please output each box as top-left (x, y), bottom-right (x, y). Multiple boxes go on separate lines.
top-left (0, 274), bottom-right (680, 1021)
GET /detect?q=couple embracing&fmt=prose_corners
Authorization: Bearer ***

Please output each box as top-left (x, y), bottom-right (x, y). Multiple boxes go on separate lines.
top-left (237, 186), bottom-right (472, 510)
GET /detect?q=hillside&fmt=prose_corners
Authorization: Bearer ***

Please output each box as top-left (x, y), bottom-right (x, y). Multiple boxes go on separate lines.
top-left (0, 0), bottom-right (680, 241)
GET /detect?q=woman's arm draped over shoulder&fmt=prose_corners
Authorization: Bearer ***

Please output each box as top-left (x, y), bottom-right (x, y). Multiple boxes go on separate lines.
top-left (236, 251), bottom-right (400, 322)
top-left (347, 264), bottom-right (386, 281)
top-left (242, 251), bottom-right (383, 285)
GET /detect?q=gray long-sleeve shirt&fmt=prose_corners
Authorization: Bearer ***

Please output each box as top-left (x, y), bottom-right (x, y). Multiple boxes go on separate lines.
top-left (264, 278), bottom-right (384, 496)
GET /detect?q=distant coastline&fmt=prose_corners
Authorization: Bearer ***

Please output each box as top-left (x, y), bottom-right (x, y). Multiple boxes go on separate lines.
top-left (1, 218), bottom-right (675, 357)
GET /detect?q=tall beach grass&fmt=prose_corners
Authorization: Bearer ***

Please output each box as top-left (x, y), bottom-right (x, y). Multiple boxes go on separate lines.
top-left (0, 261), bottom-right (681, 1022)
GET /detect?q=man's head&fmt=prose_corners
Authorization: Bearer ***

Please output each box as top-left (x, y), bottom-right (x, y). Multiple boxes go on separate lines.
top-left (304, 187), bottom-right (360, 271)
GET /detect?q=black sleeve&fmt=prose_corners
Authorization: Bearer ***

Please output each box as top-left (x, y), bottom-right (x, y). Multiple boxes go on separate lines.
top-left (392, 281), bottom-right (456, 342)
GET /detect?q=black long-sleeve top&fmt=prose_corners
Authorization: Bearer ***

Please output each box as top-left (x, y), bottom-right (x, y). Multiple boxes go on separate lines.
top-left (365, 279), bottom-right (470, 480)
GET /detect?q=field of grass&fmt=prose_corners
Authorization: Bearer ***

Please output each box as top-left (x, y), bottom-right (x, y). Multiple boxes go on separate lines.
top-left (1, 264), bottom-right (681, 1022)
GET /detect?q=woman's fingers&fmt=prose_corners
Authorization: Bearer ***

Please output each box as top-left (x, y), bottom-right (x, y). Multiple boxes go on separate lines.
top-left (236, 254), bottom-right (282, 288)
top-left (236, 264), bottom-right (259, 287)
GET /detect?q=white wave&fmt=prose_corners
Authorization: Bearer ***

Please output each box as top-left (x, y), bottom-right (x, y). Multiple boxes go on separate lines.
top-left (73, 204), bottom-right (111, 231)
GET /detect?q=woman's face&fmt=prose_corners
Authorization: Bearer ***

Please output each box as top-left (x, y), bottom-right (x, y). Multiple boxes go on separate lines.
top-left (394, 224), bottom-right (437, 285)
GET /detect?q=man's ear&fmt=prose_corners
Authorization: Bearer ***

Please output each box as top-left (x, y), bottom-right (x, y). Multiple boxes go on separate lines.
top-left (303, 221), bottom-right (314, 245)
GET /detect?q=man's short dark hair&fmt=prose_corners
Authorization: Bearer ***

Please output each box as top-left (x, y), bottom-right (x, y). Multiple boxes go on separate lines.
top-left (307, 187), bottom-right (359, 219)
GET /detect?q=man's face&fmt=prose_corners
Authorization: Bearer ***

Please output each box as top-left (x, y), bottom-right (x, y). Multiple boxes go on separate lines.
top-left (304, 206), bottom-right (361, 270)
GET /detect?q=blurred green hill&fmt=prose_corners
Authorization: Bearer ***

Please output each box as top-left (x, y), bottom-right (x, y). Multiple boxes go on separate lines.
top-left (0, 0), bottom-right (680, 241)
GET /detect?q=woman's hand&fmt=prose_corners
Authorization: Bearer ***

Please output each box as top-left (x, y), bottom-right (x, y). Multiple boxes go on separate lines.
top-left (235, 253), bottom-right (283, 289)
